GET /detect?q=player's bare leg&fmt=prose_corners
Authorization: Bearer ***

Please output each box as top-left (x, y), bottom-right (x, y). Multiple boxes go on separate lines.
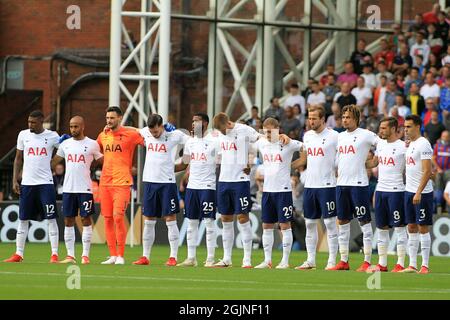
top-left (133, 216), bottom-right (155, 266)
top-left (60, 217), bottom-right (77, 264)
top-left (165, 214), bottom-right (180, 266)
top-left (238, 213), bottom-right (253, 268)
top-left (255, 223), bottom-right (274, 269)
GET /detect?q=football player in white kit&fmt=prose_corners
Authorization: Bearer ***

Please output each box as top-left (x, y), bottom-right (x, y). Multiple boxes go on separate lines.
top-left (253, 117), bottom-right (302, 269)
top-left (4, 110), bottom-right (61, 263)
top-left (175, 113), bottom-right (219, 267)
top-left (366, 117), bottom-right (408, 273)
top-left (330, 104), bottom-right (378, 272)
top-left (292, 105), bottom-right (339, 270)
top-left (402, 115), bottom-right (434, 274)
top-left (132, 114), bottom-right (190, 267)
top-left (52, 116), bottom-right (103, 265)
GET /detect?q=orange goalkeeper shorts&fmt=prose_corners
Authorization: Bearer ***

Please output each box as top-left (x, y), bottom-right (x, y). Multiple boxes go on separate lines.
top-left (99, 185), bottom-right (130, 217)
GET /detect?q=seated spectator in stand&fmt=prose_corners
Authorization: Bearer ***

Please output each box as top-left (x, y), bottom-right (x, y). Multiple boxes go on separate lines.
top-left (375, 60), bottom-right (393, 86)
top-left (420, 71), bottom-right (441, 105)
top-left (374, 75), bottom-right (388, 114)
top-left (284, 83), bottom-right (306, 114)
top-left (404, 67), bottom-right (423, 95)
top-left (323, 74), bottom-right (340, 117)
top-left (337, 61), bottom-right (358, 88)
top-left (427, 23), bottom-right (444, 56)
top-left (326, 103), bottom-right (341, 129)
top-left (388, 23), bottom-right (404, 52)
top-left (423, 3), bottom-right (441, 25)
top-left (412, 54), bottom-right (426, 78)
top-left (390, 106), bottom-right (405, 129)
top-left (246, 105), bottom-right (261, 129)
top-left (389, 94), bottom-right (411, 118)
top-left (437, 66), bottom-right (450, 86)
top-left (374, 38), bottom-right (395, 70)
top-left (424, 108), bottom-right (445, 144)
top-left (407, 14), bottom-right (427, 46)
top-left (292, 104), bottom-right (306, 130)
top-left (365, 106), bottom-right (382, 133)
top-left (395, 33), bottom-right (408, 54)
top-left (395, 70), bottom-right (406, 93)
top-left (440, 76), bottom-right (450, 129)
top-left (280, 106), bottom-right (302, 140)
top-left (302, 78), bottom-right (315, 101)
top-left (410, 30), bottom-right (431, 66)
top-left (333, 82), bottom-right (357, 110)
top-left (441, 43), bottom-right (450, 66)
top-left (443, 180), bottom-right (450, 213)
top-left (319, 64), bottom-right (337, 87)
top-left (432, 131), bottom-right (450, 205)
top-left (306, 80), bottom-right (326, 108)
top-left (426, 52), bottom-right (442, 71)
top-left (361, 64), bottom-right (377, 91)
top-left (53, 163), bottom-right (65, 201)
top-left (351, 76), bottom-right (372, 116)
top-left (437, 11), bottom-right (449, 47)
top-left (333, 115), bottom-right (345, 133)
top-left (392, 43), bottom-right (413, 74)
top-left (265, 97), bottom-right (284, 121)
top-left (382, 79), bottom-right (400, 116)
top-left (406, 82), bottom-right (426, 116)
top-left (350, 39), bottom-right (373, 74)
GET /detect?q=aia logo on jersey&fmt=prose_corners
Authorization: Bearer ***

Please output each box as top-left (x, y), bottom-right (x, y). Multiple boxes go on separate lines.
top-left (104, 144), bottom-right (123, 152)
top-left (263, 153), bottom-right (282, 163)
top-left (378, 156), bottom-right (395, 166)
top-left (27, 147), bottom-right (48, 156)
top-left (307, 147), bottom-right (324, 157)
top-left (338, 145), bottom-right (356, 154)
top-left (191, 153), bottom-right (207, 161)
top-left (406, 157), bottom-right (416, 165)
top-left (147, 143), bottom-right (167, 153)
top-left (67, 154), bottom-right (86, 163)
top-left (221, 141), bottom-right (237, 151)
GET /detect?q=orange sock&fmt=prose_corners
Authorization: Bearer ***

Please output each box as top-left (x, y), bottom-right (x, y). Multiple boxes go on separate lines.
top-left (114, 214), bottom-right (126, 257)
top-left (104, 216), bottom-right (117, 256)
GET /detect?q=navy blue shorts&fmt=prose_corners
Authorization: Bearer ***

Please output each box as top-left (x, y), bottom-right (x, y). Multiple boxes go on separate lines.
top-left (336, 186), bottom-right (371, 222)
top-left (143, 182), bottom-right (180, 217)
top-left (217, 181), bottom-right (251, 215)
top-left (404, 191), bottom-right (434, 225)
top-left (374, 191), bottom-right (405, 228)
top-left (261, 192), bottom-right (294, 224)
top-left (62, 193), bottom-right (95, 218)
top-left (303, 188), bottom-right (337, 219)
top-left (184, 188), bottom-right (216, 220)
top-left (19, 184), bottom-right (58, 221)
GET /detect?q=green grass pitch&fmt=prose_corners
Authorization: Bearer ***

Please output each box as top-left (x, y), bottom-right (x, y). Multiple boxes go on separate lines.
top-left (0, 243), bottom-right (449, 300)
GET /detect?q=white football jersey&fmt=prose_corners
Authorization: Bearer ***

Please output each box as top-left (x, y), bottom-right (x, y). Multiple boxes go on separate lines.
top-left (56, 137), bottom-right (103, 193)
top-left (405, 137), bottom-right (433, 193)
top-left (218, 123), bottom-right (260, 182)
top-left (303, 128), bottom-right (338, 188)
top-left (140, 128), bottom-right (189, 183)
top-left (336, 128), bottom-right (379, 186)
top-left (17, 129), bottom-right (60, 185)
top-left (255, 138), bottom-right (303, 192)
top-left (375, 139), bottom-right (406, 192)
top-left (184, 134), bottom-right (219, 190)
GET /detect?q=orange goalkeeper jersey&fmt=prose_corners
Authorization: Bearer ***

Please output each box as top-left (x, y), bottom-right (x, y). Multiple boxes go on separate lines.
top-left (97, 127), bottom-right (144, 186)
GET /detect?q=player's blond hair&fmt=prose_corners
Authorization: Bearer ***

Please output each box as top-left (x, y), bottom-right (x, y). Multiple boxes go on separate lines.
top-left (308, 105), bottom-right (326, 119)
top-left (213, 112), bottom-right (229, 129)
top-left (342, 104), bottom-right (361, 126)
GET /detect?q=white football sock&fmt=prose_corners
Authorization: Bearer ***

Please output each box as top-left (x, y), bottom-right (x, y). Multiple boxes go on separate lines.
top-left (48, 219), bottom-right (59, 255)
top-left (324, 217), bottom-right (338, 266)
top-left (377, 229), bottom-right (389, 267)
top-left (281, 229), bottom-right (293, 265)
top-left (305, 219), bottom-right (318, 265)
top-left (81, 225), bottom-right (92, 257)
top-left (64, 226), bottom-right (75, 258)
top-left (262, 229), bottom-right (274, 263)
top-left (420, 232), bottom-right (431, 268)
top-left (187, 219), bottom-right (199, 260)
top-left (222, 221), bottom-right (234, 263)
top-left (142, 220), bottom-right (156, 259)
top-left (166, 220), bottom-right (180, 259)
top-left (15, 220), bottom-right (29, 257)
top-left (361, 223), bottom-right (373, 263)
top-left (204, 218), bottom-right (216, 261)
top-left (408, 232), bottom-right (419, 269)
top-left (338, 223), bottom-right (351, 262)
top-left (395, 227), bottom-right (407, 267)
top-left (240, 221), bottom-right (253, 265)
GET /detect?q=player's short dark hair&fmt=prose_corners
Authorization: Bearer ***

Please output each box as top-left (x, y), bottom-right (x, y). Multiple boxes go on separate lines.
top-left (29, 110), bottom-right (44, 119)
top-left (380, 116), bottom-right (398, 131)
top-left (251, 105), bottom-right (259, 111)
top-left (147, 114), bottom-right (163, 128)
top-left (106, 106), bottom-right (123, 116)
top-left (290, 83), bottom-right (299, 89)
top-left (405, 114), bottom-right (422, 127)
top-left (411, 67), bottom-right (420, 73)
top-left (194, 112), bottom-right (209, 124)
